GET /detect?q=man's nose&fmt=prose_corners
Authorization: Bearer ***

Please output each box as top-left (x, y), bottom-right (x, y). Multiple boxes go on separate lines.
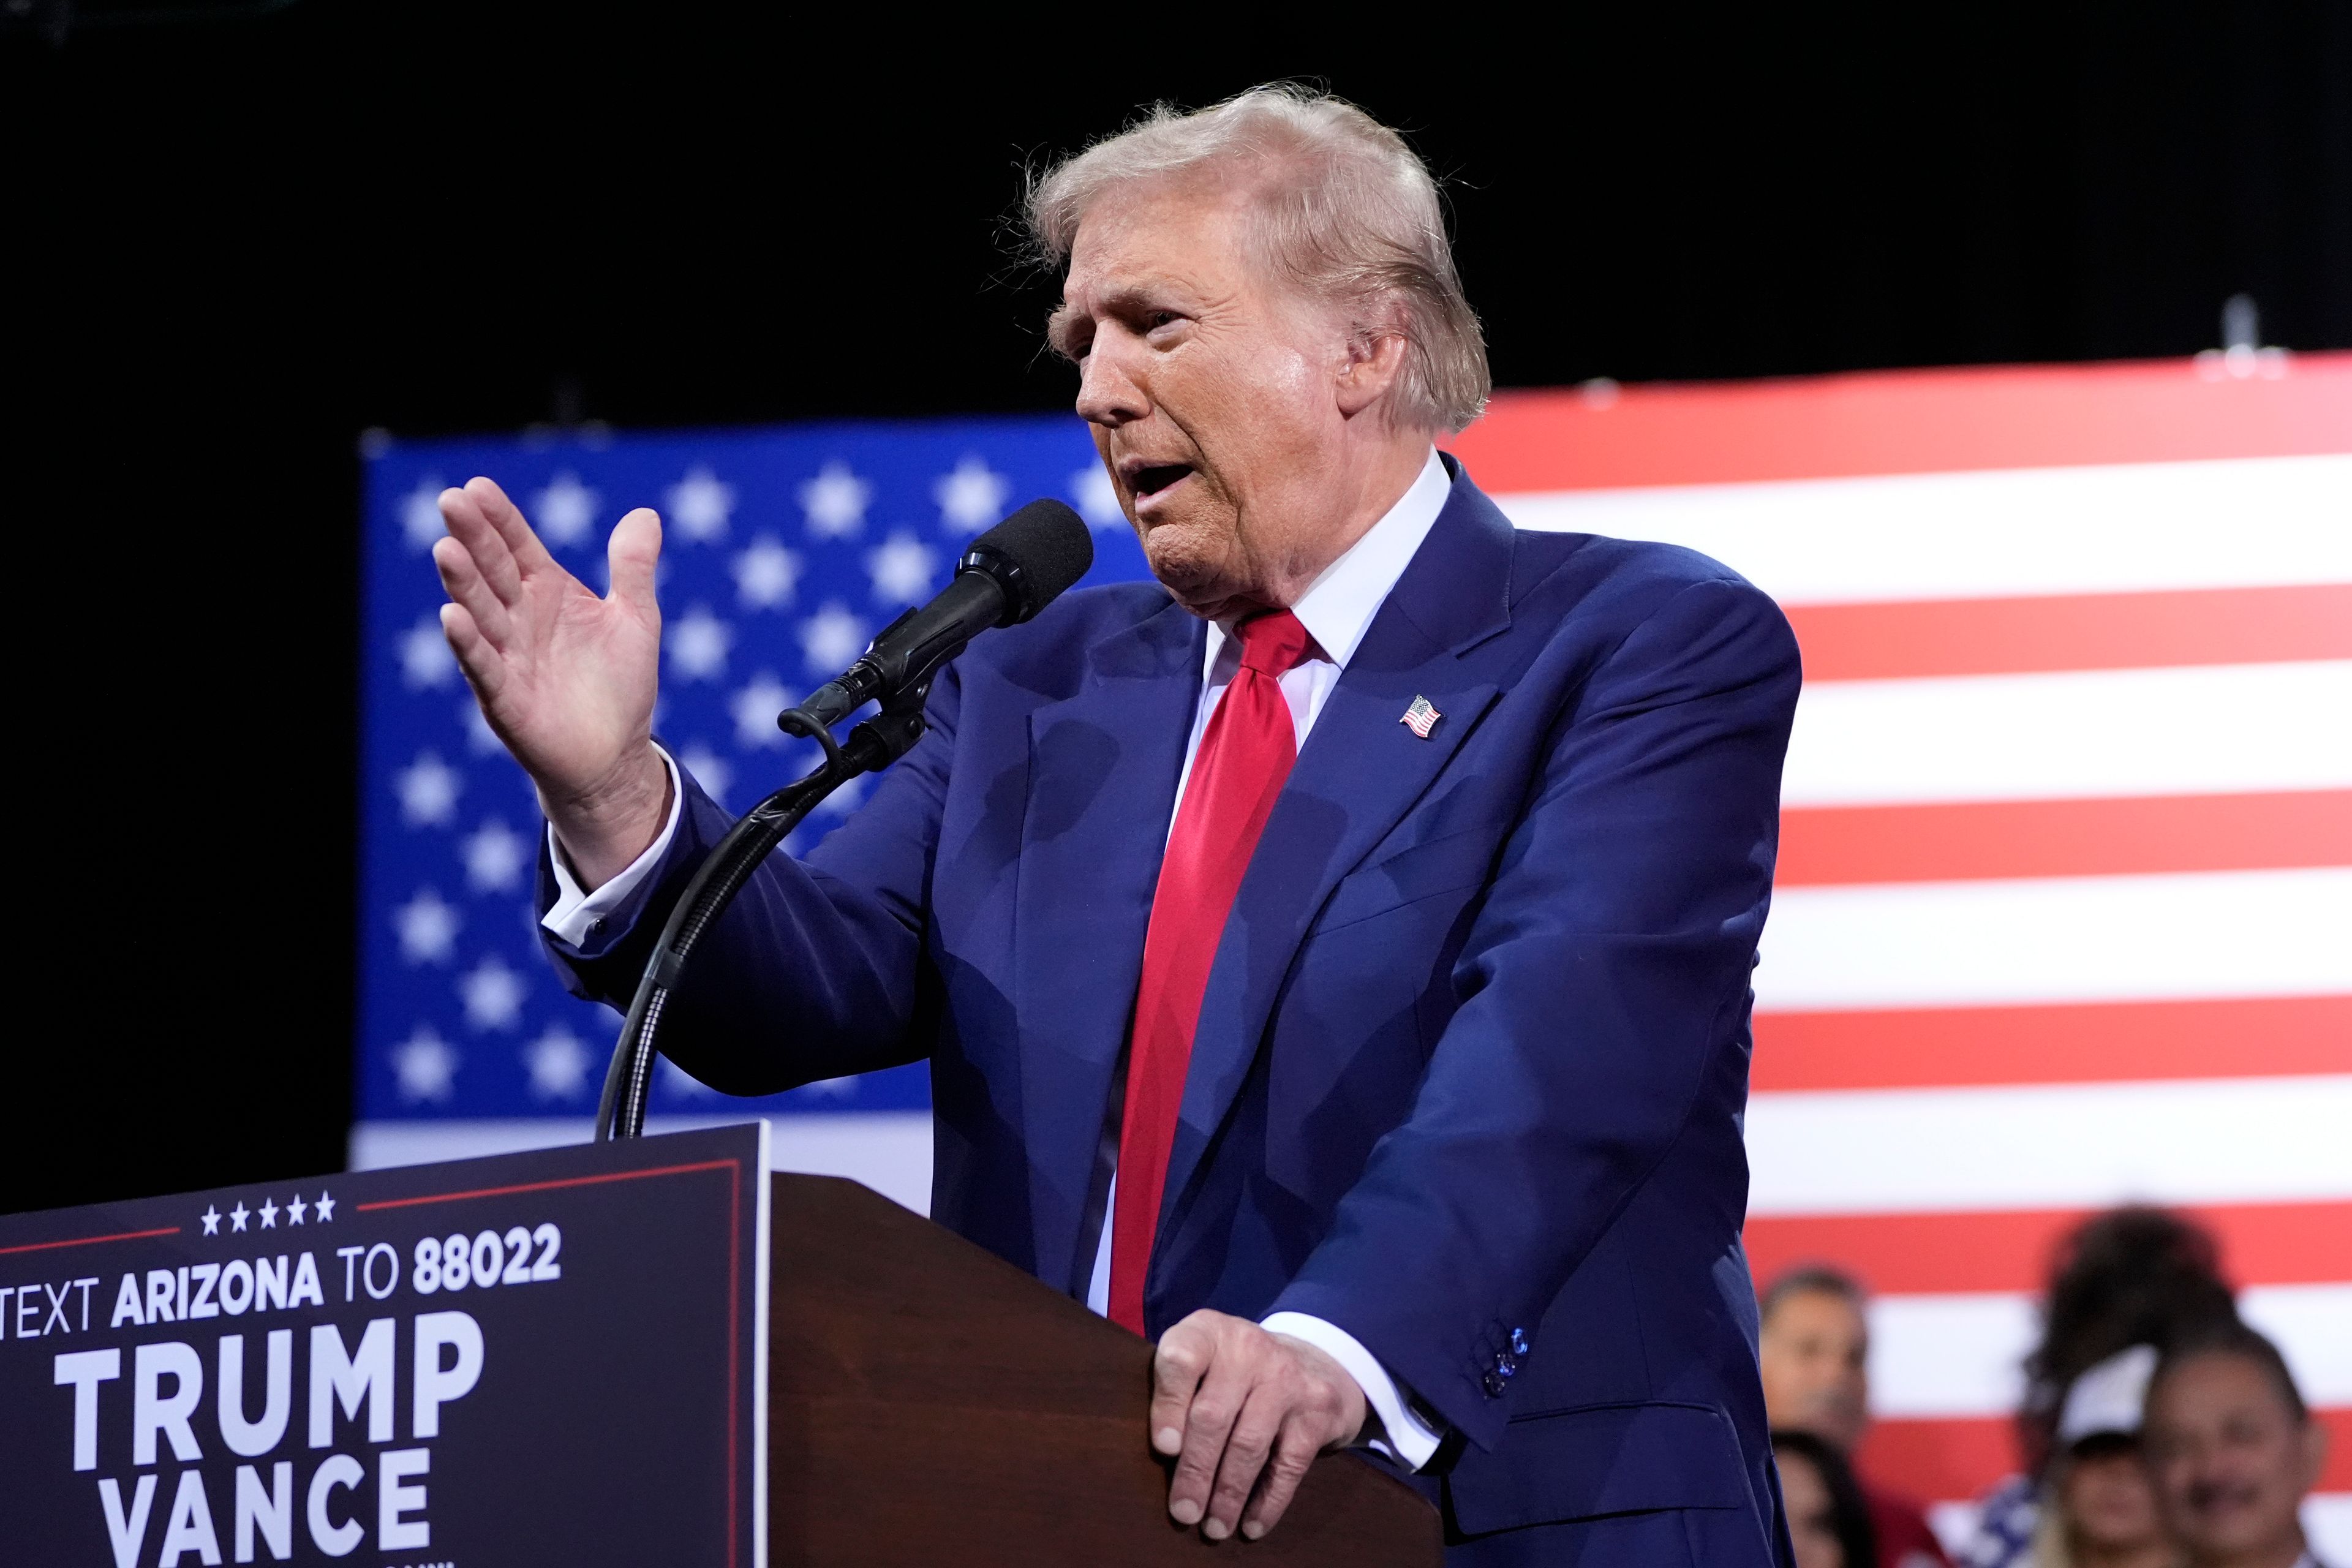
top-left (1074, 339), bottom-right (1149, 426)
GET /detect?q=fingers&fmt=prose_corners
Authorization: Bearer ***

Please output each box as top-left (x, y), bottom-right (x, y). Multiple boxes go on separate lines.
top-left (605, 507), bottom-right (663, 618)
top-left (432, 535), bottom-right (513, 648)
top-left (463, 475), bottom-right (560, 579)
top-left (1203, 1386), bottom-right (1284, 1540)
top-left (1163, 1321), bottom-right (1254, 1532)
top-left (1238, 1415), bottom-right (1321, 1540)
top-left (436, 486), bottom-right (524, 606)
top-left (1148, 1317), bottom-right (1210, 1459)
top-left (437, 602), bottom-right (506, 706)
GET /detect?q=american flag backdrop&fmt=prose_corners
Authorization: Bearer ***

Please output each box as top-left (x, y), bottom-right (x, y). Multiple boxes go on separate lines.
top-left (358, 357), bottom-right (2351, 1555)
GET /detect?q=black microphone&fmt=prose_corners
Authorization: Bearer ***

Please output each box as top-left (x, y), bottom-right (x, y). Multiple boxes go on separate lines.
top-left (791, 498), bottom-right (1094, 731)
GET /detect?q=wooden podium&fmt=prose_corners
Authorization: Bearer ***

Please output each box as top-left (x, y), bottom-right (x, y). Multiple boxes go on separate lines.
top-left (767, 1175), bottom-right (1444, 1566)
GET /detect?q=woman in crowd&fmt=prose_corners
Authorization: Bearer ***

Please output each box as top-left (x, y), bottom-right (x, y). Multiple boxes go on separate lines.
top-left (1958, 1207), bottom-right (2237, 1567)
top-left (2029, 1344), bottom-right (2180, 1568)
top-left (1779, 1428), bottom-right (1883, 1568)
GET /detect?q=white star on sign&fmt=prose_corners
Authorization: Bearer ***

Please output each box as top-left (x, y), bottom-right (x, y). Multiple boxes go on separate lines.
top-left (865, 532), bottom-right (938, 605)
top-left (676, 743), bottom-right (734, 808)
top-left (533, 472), bottom-right (598, 548)
top-left (394, 888), bottom-right (462, 964)
top-left (799, 461), bottom-right (872, 538)
top-left (394, 1027), bottom-right (459, 1102)
top-left (399, 614), bottom-right (459, 689)
top-left (229, 1202), bottom-right (249, 1232)
top-left (458, 955), bottom-right (527, 1031)
top-left (314, 1192), bottom-right (336, 1222)
top-left (524, 1025), bottom-right (592, 1101)
top-left (401, 477), bottom-right (447, 551)
top-left (461, 819), bottom-right (530, 895)
top-left (729, 673), bottom-right (793, 749)
top-left (259, 1197), bottom-right (279, 1229)
top-left (934, 454), bottom-right (1010, 534)
top-left (394, 751), bottom-right (462, 827)
top-left (732, 535), bottom-right (801, 610)
top-left (1071, 462), bottom-right (1126, 529)
top-left (666, 605), bottom-right (734, 681)
top-left (287, 1195), bottom-right (307, 1226)
top-left (797, 602), bottom-right (869, 675)
top-left (665, 464), bottom-right (737, 543)
top-left (201, 1205), bottom-right (221, 1237)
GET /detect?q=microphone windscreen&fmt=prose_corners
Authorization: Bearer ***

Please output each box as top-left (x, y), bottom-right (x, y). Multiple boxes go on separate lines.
top-left (968, 499), bottom-right (1095, 624)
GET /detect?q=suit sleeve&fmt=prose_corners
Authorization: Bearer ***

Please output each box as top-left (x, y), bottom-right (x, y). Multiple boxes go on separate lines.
top-left (533, 658), bottom-right (965, 1094)
top-left (1264, 575), bottom-right (1801, 1451)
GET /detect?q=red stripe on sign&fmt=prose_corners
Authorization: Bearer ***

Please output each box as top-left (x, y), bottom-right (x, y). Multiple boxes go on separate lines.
top-left (1776, 793), bottom-right (2352, 886)
top-left (1787, 585), bottom-right (2352, 681)
top-left (1860, 1409), bottom-right (2352, 1505)
top-left (1447, 353), bottom-right (2352, 492)
top-left (1751, 995), bottom-right (2352, 1090)
top-left (1745, 1201), bottom-right (2352, 1296)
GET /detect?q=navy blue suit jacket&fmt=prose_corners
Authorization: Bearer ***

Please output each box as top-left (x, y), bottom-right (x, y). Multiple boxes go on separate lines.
top-left (543, 461), bottom-right (1802, 1564)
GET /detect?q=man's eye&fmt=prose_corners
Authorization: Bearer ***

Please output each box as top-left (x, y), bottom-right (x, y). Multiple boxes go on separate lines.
top-left (1147, 311), bottom-right (1178, 331)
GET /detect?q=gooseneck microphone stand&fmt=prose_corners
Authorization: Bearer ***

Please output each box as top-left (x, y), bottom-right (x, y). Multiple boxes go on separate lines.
top-left (592, 676), bottom-right (933, 1142)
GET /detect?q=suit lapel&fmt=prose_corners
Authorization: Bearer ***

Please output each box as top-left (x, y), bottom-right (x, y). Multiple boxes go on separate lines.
top-left (1013, 595), bottom-right (1204, 1287)
top-left (1155, 473), bottom-right (1518, 1254)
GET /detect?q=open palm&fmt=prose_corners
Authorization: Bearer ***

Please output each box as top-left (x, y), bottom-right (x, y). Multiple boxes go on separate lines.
top-left (432, 475), bottom-right (670, 883)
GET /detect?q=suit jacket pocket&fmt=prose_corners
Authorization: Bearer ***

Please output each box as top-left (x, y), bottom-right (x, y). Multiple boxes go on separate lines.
top-left (1448, 1400), bottom-right (1749, 1536)
top-left (1312, 826), bottom-right (1499, 935)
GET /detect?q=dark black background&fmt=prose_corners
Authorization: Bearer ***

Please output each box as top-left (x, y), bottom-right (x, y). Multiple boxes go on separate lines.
top-left (7, 2), bottom-right (2346, 1214)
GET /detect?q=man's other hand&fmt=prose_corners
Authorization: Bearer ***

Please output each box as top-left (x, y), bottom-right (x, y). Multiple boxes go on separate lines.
top-left (432, 476), bottom-right (668, 888)
top-left (1150, 1310), bottom-right (1368, 1542)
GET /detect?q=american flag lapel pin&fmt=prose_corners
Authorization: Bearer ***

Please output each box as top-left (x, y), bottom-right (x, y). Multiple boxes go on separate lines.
top-left (1400, 695), bottom-right (1442, 739)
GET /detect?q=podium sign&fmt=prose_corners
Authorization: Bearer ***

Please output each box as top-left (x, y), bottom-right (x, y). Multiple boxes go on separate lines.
top-left (0, 1125), bottom-right (769, 1567)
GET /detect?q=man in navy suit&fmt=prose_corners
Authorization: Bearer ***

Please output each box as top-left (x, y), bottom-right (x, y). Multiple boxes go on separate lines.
top-left (433, 85), bottom-right (1801, 1564)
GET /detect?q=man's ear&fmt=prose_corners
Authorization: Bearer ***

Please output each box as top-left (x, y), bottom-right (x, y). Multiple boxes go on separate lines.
top-left (1335, 328), bottom-right (1411, 419)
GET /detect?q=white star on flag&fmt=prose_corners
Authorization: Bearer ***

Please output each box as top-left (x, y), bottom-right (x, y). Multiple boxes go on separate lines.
top-left (399, 614), bottom-right (458, 689)
top-left (458, 955), bottom-right (528, 1031)
top-left (677, 743), bottom-right (734, 807)
top-left (524, 1025), bottom-right (593, 1101)
top-left (665, 465), bottom-right (737, 544)
top-left (797, 602), bottom-right (870, 675)
top-left (733, 535), bottom-right (802, 609)
top-left (1070, 462), bottom-right (1125, 529)
top-left (659, 1057), bottom-right (715, 1098)
top-left (813, 774), bottom-right (867, 818)
top-left (459, 696), bottom-right (503, 755)
top-left (934, 454), bottom-right (1010, 533)
top-left (799, 461), bottom-right (872, 538)
top-left (394, 888), bottom-right (462, 963)
top-left (666, 605), bottom-right (735, 680)
top-left (394, 752), bottom-right (462, 827)
top-left (729, 673), bottom-right (794, 749)
top-left (393, 1027), bottom-right (458, 1102)
top-left (401, 478), bottom-right (447, 551)
top-left (865, 532), bottom-right (938, 605)
top-left (533, 472), bottom-right (599, 548)
top-left (461, 820), bottom-right (530, 895)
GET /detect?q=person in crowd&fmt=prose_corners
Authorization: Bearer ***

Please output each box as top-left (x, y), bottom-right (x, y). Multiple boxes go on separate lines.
top-left (1760, 1264), bottom-right (1953, 1567)
top-left (2143, 1324), bottom-right (2334, 1568)
top-left (1778, 1427), bottom-right (1883, 1568)
top-left (2029, 1344), bottom-right (2180, 1568)
top-left (1959, 1208), bottom-right (2242, 1567)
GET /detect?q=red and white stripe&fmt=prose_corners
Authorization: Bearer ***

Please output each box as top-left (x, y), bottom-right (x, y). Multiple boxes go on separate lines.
top-left (1456, 356), bottom-right (2352, 1558)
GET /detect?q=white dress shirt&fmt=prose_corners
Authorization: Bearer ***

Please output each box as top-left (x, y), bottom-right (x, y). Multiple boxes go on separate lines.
top-left (548, 448), bottom-right (1456, 1466)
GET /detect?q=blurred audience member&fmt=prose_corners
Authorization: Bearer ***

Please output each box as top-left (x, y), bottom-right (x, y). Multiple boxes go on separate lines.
top-left (1959, 1209), bottom-right (2242, 1568)
top-left (1779, 1427), bottom-right (1884, 1568)
top-left (1762, 1265), bottom-right (1952, 1567)
top-left (2029, 1344), bottom-right (2179, 1568)
top-left (2143, 1324), bottom-right (2332, 1568)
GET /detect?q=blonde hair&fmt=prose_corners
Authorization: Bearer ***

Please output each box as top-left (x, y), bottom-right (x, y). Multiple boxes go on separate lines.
top-left (1026, 84), bottom-right (1490, 434)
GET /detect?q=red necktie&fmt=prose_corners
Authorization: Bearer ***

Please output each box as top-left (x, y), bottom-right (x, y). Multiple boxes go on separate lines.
top-left (1109, 609), bottom-right (1312, 1335)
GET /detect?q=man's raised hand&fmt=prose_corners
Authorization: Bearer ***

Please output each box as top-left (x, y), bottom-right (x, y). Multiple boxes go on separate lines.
top-left (1150, 1310), bottom-right (1368, 1542)
top-left (432, 476), bottom-right (669, 888)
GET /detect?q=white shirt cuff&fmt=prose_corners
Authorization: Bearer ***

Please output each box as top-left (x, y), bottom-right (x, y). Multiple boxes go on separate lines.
top-left (540, 747), bottom-right (685, 946)
top-left (1259, 1311), bottom-right (1444, 1470)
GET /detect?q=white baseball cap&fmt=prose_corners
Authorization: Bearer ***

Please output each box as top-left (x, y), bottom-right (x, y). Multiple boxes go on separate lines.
top-left (2057, 1344), bottom-right (2160, 1446)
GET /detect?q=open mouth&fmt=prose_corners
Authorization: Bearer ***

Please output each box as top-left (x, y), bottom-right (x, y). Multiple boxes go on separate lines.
top-left (1124, 461), bottom-right (1194, 500)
